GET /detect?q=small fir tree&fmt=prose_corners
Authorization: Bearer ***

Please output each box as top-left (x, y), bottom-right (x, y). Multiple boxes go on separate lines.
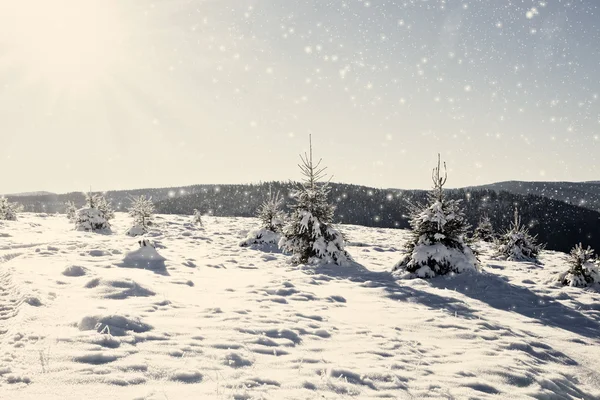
top-left (278, 136), bottom-right (351, 265)
top-left (494, 208), bottom-right (542, 262)
top-left (126, 195), bottom-right (155, 236)
top-left (84, 191), bottom-right (114, 222)
top-left (392, 154), bottom-right (478, 278)
top-left (557, 243), bottom-right (600, 287)
top-left (240, 187), bottom-right (286, 247)
top-left (75, 191), bottom-right (112, 232)
top-left (193, 209), bottom-right (203, 227)
top-left (258, 188), bottom-right (285, 232)
top-left (473, 214), bottom-right (496, 242)
top-left (0, 197), bottom-right (19, 221)
top-left (96, 195), bottom-right (115, 222)
top-left (65, 201), bottom-right (78, 222)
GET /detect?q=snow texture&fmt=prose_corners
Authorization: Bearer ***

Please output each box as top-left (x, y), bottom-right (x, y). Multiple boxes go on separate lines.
top-left (0, 213), bottom-right (599, 400)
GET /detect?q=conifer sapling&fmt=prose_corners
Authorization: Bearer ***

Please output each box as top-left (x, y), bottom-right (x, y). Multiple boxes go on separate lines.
top-left (392, 154), bottom-right (478, 278)
top-left (0, 197), bottom-right (19, 221)
top-left (240, 187), bottom-right (285, 247)
top-left (127, 195), bottom-right (155, 236)
top-left (193, 209), bottom-right (203, 227)
top-left (494, 208), bottom-right (542, 262)
top-left (65, 201), bottom-right (77, 222)
top-left (473, 214), bottom-right (496, 242)
top-left (278, 136), bottom-right (351, 265)
top-left (557, 243), bottom-right (600, 287)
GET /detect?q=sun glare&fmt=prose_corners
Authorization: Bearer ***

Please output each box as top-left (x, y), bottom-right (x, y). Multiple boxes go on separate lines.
top-left (0, 1), bottom-right (127, 90)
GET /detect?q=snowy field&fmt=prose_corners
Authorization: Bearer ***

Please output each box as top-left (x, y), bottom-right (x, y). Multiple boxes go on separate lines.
top-left (1, 213), bottom-right (600, 400)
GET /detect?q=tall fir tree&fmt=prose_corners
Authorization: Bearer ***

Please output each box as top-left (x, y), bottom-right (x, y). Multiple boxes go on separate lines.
top-left (494, 207), bottom-right (543, 262)
top-left (278, 136), bottom-right (351, 265)
top-left (392, 154), bottom-right (478, 278)
top-left (557, 243), bottom-right (600, 287)
top-left (473, 214), bottom-right (496, 242)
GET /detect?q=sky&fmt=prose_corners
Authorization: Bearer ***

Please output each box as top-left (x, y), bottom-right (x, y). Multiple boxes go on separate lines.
top-left (0, 0), bottom-right (599, 194)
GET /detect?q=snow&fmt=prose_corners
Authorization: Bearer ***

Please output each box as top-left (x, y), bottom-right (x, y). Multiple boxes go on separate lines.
top-left (1, 213), bottom-right (600, 399)
top-left (239, 228), bottom-right (281, 248)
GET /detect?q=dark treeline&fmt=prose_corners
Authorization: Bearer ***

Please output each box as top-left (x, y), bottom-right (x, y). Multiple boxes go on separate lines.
top-left (154, 182), bottom-right (600, 254)
top-left (468, 180), bottom-right (600, 213)
top-left (7, 182), bottom-right (600, 253)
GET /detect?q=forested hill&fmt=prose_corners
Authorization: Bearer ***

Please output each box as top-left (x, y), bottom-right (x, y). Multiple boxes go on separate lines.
top-left (155, 182), bottom-right (600, 254)
top-left (466, 181), bottom-right (600, 213)
top-left (6, 182), bottom-right (600, 254)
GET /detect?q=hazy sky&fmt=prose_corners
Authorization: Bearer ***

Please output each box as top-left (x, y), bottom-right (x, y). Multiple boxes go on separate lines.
top-left (1, 0), bottom-right (599, 194)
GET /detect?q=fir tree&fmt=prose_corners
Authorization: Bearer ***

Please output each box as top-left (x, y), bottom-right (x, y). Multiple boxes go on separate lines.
top-left (278, 136), bottom-right (351, 265)
top-left (0, 197), bottom-right (19, 221)
top-left (392, 154), bottom-right (478, 278)
top-left (84, 191), bottom-right (114, 222)
top-left (240, 187), bottom-right (285, 247)
top-left (96, 195), bottom-right (115, 222)
top-left (126, 195), bottom-right (155, 236)
top-left (557, 243), bottom-right (600, 287)
top-left (258, 188), bottom-right (285, 232)
top-left (473, 214), bottom-right (496, 242)
top-left (65, 201), bottom-right (77, 222)
top-left (75, 191), bottom-right (112, 232)
top-left (193, 209), bottom-right (203, 227)
top-left (494, 208), bottom-right (543, 262)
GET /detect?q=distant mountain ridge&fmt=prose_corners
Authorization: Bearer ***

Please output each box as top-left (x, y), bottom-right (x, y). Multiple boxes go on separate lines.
top-left (3, 191), bottom-right (56, 197)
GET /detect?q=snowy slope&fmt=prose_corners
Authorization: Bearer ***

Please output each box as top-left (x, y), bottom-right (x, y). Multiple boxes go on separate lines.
top-left (1, 213), bottom-right (600, 399)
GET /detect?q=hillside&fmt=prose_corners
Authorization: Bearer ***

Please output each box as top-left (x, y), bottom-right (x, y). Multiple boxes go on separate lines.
top-left (6, 182), bottom-right (600, 253)
top-left (1, 213), bottom-right (599, 399)
top-left (468, 181), bottom-right (600, 213)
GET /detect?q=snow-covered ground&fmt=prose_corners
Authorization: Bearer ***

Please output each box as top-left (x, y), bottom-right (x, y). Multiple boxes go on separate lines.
top-left (1, 213), bottom-right (600, 399)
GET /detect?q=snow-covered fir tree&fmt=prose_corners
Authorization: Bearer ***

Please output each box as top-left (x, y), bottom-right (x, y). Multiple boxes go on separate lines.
top-left (240, 188), bottom-right (286, 247)
top-left (473, 214), bottom-right (496, 242)
top-left (95, 195), bottom-right (115, 222)
top-left (258, 188), bottom-right (285, 232)
top-left (126, 195), bottom-right (155, 236)
top-left (392, 155), bottom-right (478, 278)
top-left (193, 209), bottom-right (203, 227)
top-left (494, 208), bottom-right (542, 262)
top-left (0, 197), bottom-right (19, 221)
top-left (75, 191), bottom-right (112, 232)
top-left (278, 136), bottom-right (351, 265)
top-left (557, 243), bottom-right (600, 287)
top-left (65, 201), bottom-right (77, 222)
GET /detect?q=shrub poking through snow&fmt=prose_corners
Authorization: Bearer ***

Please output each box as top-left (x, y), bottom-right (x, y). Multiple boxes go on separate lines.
top-left (126, 195), bottom-right (155, 236)
top-left (0, 197), bottom-right (20, 221)
top-left (473, 214), bottom-right (496, 242)
top-left (494, 208), bottom-right (543, 262)
top-left (279, 136), bottom-right (351, 265)
top-left (392, 155), bottom-right (478, 278)
top-left (558, 243), bottom-right (600, 287)
top-left (74, 191), bottom-right (113, 232)
top-left (193, 209), bottom-right (203, 227)
top-left (65, 201), bottom-right (77, 222)
top-left (240, 188), bottom-right (285, 247)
